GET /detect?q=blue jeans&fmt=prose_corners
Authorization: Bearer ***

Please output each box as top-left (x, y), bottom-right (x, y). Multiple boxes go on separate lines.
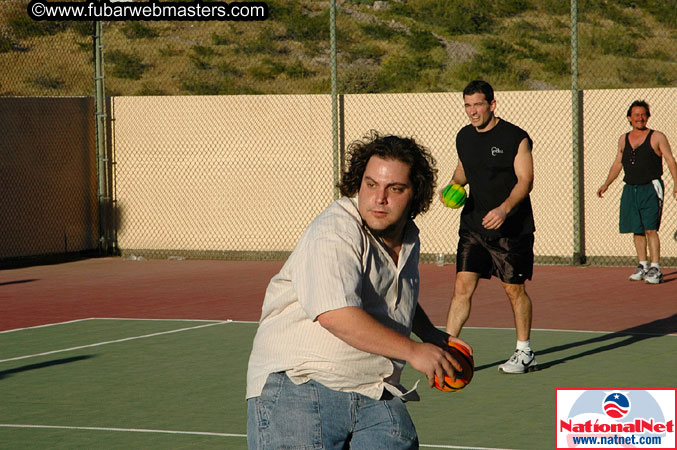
top-left (247, 372), bottom-right (418, 449)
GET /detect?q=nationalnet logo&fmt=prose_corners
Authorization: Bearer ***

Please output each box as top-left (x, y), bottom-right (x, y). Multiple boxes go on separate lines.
top-left (556, 389), bottom-right (676, 449)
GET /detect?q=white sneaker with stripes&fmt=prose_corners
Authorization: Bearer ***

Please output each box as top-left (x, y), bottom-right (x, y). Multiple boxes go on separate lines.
top-left (498, 349), bottom-right (538, 374)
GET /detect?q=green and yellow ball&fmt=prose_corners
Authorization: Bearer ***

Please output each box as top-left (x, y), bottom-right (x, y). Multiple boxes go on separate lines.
top-left (442, 184), bottom-right (467, 209)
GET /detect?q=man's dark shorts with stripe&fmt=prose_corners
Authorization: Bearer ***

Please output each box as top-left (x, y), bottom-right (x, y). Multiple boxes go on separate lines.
top-left (456, 229), bottom-right (534, 284)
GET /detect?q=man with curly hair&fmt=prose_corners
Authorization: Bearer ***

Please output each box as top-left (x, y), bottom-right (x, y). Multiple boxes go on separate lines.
top-left (247, 131), bottom-right (471, 449)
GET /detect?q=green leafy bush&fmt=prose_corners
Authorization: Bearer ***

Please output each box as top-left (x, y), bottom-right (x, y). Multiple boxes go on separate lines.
top-left (211, 32), bottom-right (231, 46)
top-left (190, 55), bottom-right (211, 71)
top-left (217, 62), bottom-right (243, 78)
top-left (251, 59), bottom-right (315, 81)
top-left (120, 22), bottom-right (158, 39)
top-left (618, 60), bottom-right (674, 86)
top-left (359, 22), bottom-right (396, 40)
top-left (493, 0), bottom-right (531, 18)
top-left (106, 50), bottom-right (148, 80)
top-left (68, 21), bottom-right (93, 38)
top-left (286, 61), bottom-right (314, 79)
top-left (540, 0), bottom-right (569, 15)
top-left (189, 46), bottom-right (217, 69)
top-left (396, 0), bottom-right (492, 35)
top-left (235, 30), bottom-right (278, 55)
top-left (181, 79), bottom-right (236, 95)
top-left (269, 1), bottom-right (330, 41)
top-left (587, 1), bottom-right (644, 27)
top-left (596, 27), bottom-right (637, 56)
top-left (377, 53), bottom-right (443, 92)
top-left (453, 38), bottom-right (526, 82)
top-left (136, 83), bottom-right (167, 96)
top-left (339, 68), bottom-right (381, 93)
top-left (250, 58), bottom-right (287, 80)
top-left (543, 57), bottom-right (569, 76)
top-left (0, 36), bottom-right (13, 53)
top-left (475, 39), bottom-right (518, 73)
top-left (29, 74), bottom-right (64, 90)
top-left (645, 49), bottom-right (671, 62)
top-left (192, 45), bottom-right (218, 58)
top-left (514, 39), bottom-right (547, 62)
top-left (158, 44), bottom-right (182, 57)
top-left (348, 42), bottom-right (385, 61)
top-left (405, 30), bottom-right (441, 52)
top-left (8, 16), bottom-right (65, 38)
top-left (645, 0), bottom-right (677, 27)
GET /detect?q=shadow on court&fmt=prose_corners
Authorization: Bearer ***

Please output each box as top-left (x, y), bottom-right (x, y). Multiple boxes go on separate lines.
top-left (0, 279), bottom-right (38, 287)
top-left (660, 269), bottom-right (677, 283)
top-left (0, 251), bottom-right (99, 271)
top-left (0, 355), bottom-right (95, 380)
top-left (475, 313), bottom-right (676, 372)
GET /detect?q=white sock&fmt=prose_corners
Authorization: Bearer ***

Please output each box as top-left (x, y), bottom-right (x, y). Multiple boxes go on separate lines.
top-left (650, 263), bottom-right (660, 269)
top-left (516, 340), bottom-right (531, 352)
top-left (639, 261), bottom-right (648, 269)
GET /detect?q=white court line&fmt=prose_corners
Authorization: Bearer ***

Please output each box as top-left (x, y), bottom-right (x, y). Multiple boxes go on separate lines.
top-left (95, 317), bottom-right (234, 323)
top-left (0, 317), bottom-right (234, 334)
top-left (0, 320), bottom-right (231, 364)
top-left (0, 424), bottom-right (521, 450)
top-left (2, 318), bottom-right (673, 337)
top-left (0, 318), bottom-right (95, 334)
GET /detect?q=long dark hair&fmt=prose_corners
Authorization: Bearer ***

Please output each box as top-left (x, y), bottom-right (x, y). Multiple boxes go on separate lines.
top-left (338, 130), bottom-right (437, 219)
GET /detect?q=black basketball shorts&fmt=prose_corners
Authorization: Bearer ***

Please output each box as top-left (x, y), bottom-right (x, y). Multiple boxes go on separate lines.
top-left (456, 229), bottom-right (534, 284)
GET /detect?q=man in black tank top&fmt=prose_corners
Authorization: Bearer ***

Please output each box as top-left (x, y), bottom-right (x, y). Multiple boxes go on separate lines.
top-left (440, 80), bottom-right (537, 374)
top-left (597, 100), bottom-right (677, 284)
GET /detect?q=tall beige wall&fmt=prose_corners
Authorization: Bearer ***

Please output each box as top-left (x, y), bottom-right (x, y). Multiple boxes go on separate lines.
top-left (113, 95), bottom-right (333, 254)
top-left (0, 97), bottom-right (98, 260)
top-left (112, 88), bottom-right (677, 264)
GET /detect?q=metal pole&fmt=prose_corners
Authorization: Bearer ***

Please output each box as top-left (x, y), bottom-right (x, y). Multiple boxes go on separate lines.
top-left (330, 0), bottom-right (339, 200)
top-left (571, 0), bottom-right (585, 264)
top-left (94, 17), bottom-right (110, 253)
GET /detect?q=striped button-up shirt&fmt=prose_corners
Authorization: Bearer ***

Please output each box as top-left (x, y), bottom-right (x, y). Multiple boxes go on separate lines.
top-left (246, 197), bottom-right (421, 400)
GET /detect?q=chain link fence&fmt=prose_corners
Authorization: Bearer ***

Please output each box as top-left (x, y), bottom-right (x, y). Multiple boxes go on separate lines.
top-left (0, 0), bottom-right (98, 265)
top-left (1, 0), bottom-right (676, 266)
top-left (0, 0), bottom-right (93, 96)
top-left (112, 94), bottom-right (334, 260)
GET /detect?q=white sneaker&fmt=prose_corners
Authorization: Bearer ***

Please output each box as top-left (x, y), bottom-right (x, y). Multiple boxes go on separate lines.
top-left (644, 267), bottom-right (663, 284)
top-left (628, 265), bottom-right (646, 281)
top-left (498, 349), bottom-right (538, 374)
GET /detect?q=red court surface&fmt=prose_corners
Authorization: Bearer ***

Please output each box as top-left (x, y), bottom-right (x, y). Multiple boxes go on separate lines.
top-left (1, 257), bottom-right (675, 334)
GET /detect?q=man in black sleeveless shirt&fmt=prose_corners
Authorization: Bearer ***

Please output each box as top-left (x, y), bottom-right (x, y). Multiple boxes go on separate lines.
top-left (597, 100), bottom-right (677, 284)
top-left (441, 80), bottom-right (537, 374)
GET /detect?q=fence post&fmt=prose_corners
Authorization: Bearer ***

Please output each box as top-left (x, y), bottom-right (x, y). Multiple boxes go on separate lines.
top-left (339, 93), bottom-right (345, 177)
top-left (94, 17), bottom-right (111, 254)
top-left (571, 0), bottom-right (586, 265)
top-left (330, 0), bottom-right (340, 200)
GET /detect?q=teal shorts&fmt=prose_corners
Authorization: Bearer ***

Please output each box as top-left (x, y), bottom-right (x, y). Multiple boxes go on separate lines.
top-left (619, 180), bottom-right (664, 234)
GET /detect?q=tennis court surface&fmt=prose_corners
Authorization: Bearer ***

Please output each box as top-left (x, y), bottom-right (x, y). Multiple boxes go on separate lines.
top-left (1, 258), bottom-right (675, 449)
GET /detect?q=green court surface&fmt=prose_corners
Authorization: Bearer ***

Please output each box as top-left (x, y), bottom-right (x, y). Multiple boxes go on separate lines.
top-left (1, 320), bottom-right (675, 449)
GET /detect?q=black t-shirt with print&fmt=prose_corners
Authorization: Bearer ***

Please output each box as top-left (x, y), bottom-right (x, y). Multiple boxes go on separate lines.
top-left (456, 118), bottom-right (535, 238)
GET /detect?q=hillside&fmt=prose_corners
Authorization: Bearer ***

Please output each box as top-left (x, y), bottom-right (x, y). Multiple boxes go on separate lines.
top-left (0, 0), bottom-right (675, 96)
